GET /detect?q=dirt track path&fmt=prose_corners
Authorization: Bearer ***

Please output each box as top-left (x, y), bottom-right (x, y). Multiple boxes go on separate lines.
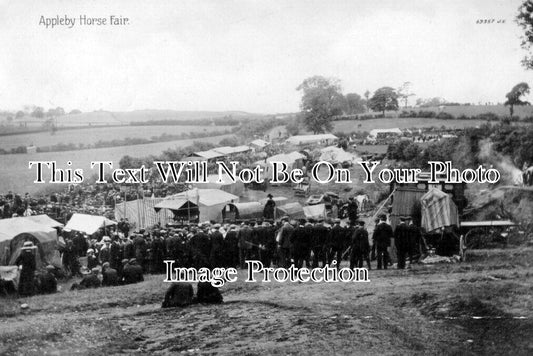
top-left (1, 251), bottom-right (532, 355)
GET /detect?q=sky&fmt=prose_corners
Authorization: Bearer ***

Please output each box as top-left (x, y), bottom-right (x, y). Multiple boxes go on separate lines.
top-left (0, 0), bottom-right (532, 114)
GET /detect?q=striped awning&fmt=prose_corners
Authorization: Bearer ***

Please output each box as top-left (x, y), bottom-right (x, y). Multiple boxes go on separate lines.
top-left (421, 188), bottom-right (459, 232)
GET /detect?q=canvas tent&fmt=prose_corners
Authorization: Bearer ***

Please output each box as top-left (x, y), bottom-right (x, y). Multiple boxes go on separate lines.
top-left (420, 188), bottom-right (459, 232)
top-left (115, 198), bottom-right (174, 230)
top-left (155, 188), bottom-right (239, 222)
top-left (266, 151), bottom-right (306, 170)
top-left (368, 128), bottom-right (402, 140)
top-left (276, 202), bottom-right (305, 219)
top-left (193, 173), bottom-right (245, 197)
top-left (222, 202), bottom-right (264, 221)
top-left (303, 203), bottom-right (327, 220)
top-left (0, 217), bottom-right (59, 267)
top-left (64, 213), bottom-right (117, 235)
top-left (23, 214), bottom-right (64, 229)
top-left (319, 146), bottom-right (359, 165)
top-left (250, 139), bottom-right (270, 150)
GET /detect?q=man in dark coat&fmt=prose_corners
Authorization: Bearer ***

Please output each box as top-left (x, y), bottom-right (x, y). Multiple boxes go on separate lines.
top-left (350, 221), bottom-right (371, 269)
top-left (223, 225), bottom-right (239, 268)
top-left (347, 197), bottom-right (359, 224)
top-left (133, 234), bottom-right (147, 272)
top-left (37, 265), bottom-right (58, 294)
top-left (292, 221), bottom-right (311, 268)
top-left (123, 258), bottom-right (144, 284)
top-left (263, 194), bottom-right (276, 220)
top-left (329, 219), bottom-right (345, 268)
top-left (394, 217), bottom-right (410, 269)
top-left (71, 268), bottom-right (101, 290)
top-left (278, 219), bottom-right (294, 268)
top-left (407, 217), bottom-right (424, 264)
top-left (15, 242), bottom-right (37, 296)
top-left (209, 225), bottom-right (224, 267)
top-left (102, 262), bottom-right (119, 286)
top-left (311, 221), bottom-right (329, 268)
top-left (372, 214), bottom-right (393, 269)
top-left (238, 222), bottom-right (253, 269)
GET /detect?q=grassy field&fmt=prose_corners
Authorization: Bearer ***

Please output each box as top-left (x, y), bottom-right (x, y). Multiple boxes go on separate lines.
top-left (0, 125), bottom-right (232, 151)
top-left (0, 247), bottom-right (531, 355)
top-left (0, 134), bottom-right (232, 194)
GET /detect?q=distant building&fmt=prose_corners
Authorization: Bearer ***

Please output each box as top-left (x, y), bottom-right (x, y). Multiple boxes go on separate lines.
top-left (285, 134), bottom-right (338, 146)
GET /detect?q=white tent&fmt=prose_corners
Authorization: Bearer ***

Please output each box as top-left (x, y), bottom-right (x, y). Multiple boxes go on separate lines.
top-left (193, 173), bottom-right (245, 197)
top-left (319, 146), bottom-right (360, 164)
top-left (23, 215), bottom-right (64, 229)
top-left (0, 217), bottom-right (57, 244)
top-left (64, 213), bottom-right (117, 235)
top-left (368, 128), bottom-right (402, 139)
top-left (0, 217), bottom-right (58, 267)
top-left (266, 151), bottom-right (306, 169)
top-left (156, 188), bottom-right (239, 222)
top-left (303, 203), bottom-right (327, 220)
top-left (250, 139), bottom-right (270, 149)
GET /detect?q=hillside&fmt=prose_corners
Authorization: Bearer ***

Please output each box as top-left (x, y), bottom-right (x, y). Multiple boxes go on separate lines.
top-left (1, 109), bottom-right (262, 128)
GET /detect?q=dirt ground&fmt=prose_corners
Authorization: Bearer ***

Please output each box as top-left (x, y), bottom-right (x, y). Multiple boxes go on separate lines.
top-left (1, 247), bottom-right (532, 355)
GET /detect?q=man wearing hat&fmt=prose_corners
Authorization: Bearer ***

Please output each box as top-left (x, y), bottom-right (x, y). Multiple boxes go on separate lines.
top-left (102, 262), bottom-right (119, 286)
top-left (347, 197), bottom-right (359, 224)
top-left (372, 214), bottom-right (393, 269)
top-left (209, 224), bottom-right (224, 268)
top-left (329, 219), bottom-right (345, 268)
top-left (223, 224), bottom-right (239, 268)
top-left (350, 220), bottom-right (371, 269)
top-left (15, 241), bottom-right (37, 296)
top-left (263, 194), bottom-right (276, 220)
top-left (394, 216), bottom-right (410, 269)
top-left (238, 221), bottom-right (253, 269)
top-left (87, 248), bottom-right (98, 270)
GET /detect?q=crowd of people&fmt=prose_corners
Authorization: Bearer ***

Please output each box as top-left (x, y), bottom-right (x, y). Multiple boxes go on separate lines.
top-left (7, 206), bottom-right (428, 297)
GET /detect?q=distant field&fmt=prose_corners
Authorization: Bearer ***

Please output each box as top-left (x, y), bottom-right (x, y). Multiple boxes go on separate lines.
top-left (0, 109), bottom-right (258, 128)
top-left (411, 104), bottom-right (533, 118)
top-left (0, 125), bottom-right (232, 150)
top-left (0, 134), bottom-right (232, 194)
top-left (333, 118), bottom-right (496, 133)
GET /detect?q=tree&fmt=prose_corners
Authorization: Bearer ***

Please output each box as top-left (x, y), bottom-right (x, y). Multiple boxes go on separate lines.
top-left (15, 110), bottom-right (24, 119)
top-left (69, 109), bottom-right (82, 115)
top-left (368, 87), bottom-right (399, 115)
top-left (364, 90), bottom-right (371, 112)
top-left (517, 1), bottom-right (533, 69)
top-left (285, 120), bottom-right (300, 136)
top-left (31, 106), bottom-right (44, 118)
top-left (504, 82), bottom-right (530, 116)
top-left (397, 82), bottom-right (415, 108)
top-left (344, 93), bottom-right (365, 115)
top-left (296, 76), bottom-right (345, 134)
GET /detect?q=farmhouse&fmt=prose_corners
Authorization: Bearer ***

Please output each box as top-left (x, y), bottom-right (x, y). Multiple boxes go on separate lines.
top-left (191, 149), bottom-right (225, 161)
top-left (212, 145), bottom-right (252, 157)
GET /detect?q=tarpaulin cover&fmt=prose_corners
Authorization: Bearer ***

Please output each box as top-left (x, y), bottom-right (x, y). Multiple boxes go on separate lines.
top-left (276, 202), bottom-right (305, 219)
top-left (64, 213), bottom-right (117, 235)
top-left (156, 188), bottom-right (239, 222)
top-left (303, 203), bottom-right (326, 220)
top-left (115, 198), bottom-right (174, 230)
top-left (421, 188), bottom-right (459, 232)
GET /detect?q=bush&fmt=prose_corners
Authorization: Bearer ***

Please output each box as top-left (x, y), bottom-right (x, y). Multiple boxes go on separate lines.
top-left (436, 112), bottom-right (455, 120)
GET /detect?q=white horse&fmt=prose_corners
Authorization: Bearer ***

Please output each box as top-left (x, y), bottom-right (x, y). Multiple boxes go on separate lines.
top-left (355, 194), bottom-right (370, 211)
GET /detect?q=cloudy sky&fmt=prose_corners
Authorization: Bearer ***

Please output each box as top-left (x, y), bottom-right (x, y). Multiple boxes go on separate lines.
top-left (0, 0), bottom-right (531, 113)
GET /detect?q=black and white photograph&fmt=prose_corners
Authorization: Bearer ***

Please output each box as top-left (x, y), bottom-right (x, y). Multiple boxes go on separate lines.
top-left (1, 0), bottom-right (533, 354)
